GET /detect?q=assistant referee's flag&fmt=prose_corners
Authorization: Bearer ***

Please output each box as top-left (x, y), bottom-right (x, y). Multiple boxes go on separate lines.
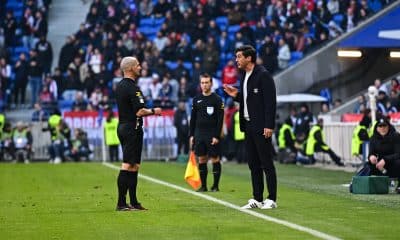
top-left (184, 151), bottom-right (201, 189)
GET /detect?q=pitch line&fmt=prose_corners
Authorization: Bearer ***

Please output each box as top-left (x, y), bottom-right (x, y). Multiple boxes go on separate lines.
top-left (103, 162), bottom-right (341, 240)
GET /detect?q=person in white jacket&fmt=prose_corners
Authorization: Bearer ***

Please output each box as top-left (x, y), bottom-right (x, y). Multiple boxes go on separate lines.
top-left (277, 39), bottom-right (290, 69)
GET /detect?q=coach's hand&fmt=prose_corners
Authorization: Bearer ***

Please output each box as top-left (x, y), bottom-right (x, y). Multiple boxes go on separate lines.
top-left (223, 84), bottom-right (238, 98)
top-left (263, 128), bottom-right (273, 138)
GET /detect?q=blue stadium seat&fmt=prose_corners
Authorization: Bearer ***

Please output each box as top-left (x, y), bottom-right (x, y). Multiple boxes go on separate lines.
top-left (14, 46), bottom-right (29, 55)
top-left (140, 17), bottom-right (154, 27)
top-left (216, 16), bottom-right (228, 29)
top-left (288, 51), bottom-right (303, 66)
top-left (6, 1), bottom-right (23, 11)
top-left (58, 100), bottom-right (74, 110)
top-left (183, 62), bottom-right (192, 70)
top-left (165, 61), bottom-right (178, 70)
top-left (154, 17), bottom-right (165, 26)
top-left (227, 25), bottom-right (241, 34)
top-left (333, 14), bottom-right (344, 25)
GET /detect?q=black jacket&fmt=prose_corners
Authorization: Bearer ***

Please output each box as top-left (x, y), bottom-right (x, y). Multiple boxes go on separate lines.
top-left (235, 65), bottom-right (276, 133)
top-left (368, 125), bottom-right (400, 175)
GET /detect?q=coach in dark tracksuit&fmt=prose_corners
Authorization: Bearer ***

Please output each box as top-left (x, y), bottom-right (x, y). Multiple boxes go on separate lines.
top-left (115, 57), bottom-right (162, 211)
top-left (368, 117), bottom-right (400, 193)
top-left (224, 45), bottom-right (277, 209)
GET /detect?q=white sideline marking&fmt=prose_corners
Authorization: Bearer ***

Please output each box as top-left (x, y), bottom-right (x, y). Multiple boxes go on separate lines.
top-left (103, 162), bottom-right (341, 240)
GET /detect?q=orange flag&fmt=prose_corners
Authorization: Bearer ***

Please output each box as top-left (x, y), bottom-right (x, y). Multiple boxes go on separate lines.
top-left (184, 151), bottom-right (201, 189)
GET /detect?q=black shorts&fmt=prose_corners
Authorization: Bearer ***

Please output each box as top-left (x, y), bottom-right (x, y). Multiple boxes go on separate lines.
top-left (194, 134), bottom-right (220, 158)
top-left (117, 123), bottom-right (143, 164)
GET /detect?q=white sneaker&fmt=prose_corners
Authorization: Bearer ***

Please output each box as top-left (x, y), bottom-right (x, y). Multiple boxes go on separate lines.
top-left (261, 199), bottom-right (277, 209)
top-left (54, 157), bottom-right (61, 164)
top-left (241, 199), bottom-right (263, 209)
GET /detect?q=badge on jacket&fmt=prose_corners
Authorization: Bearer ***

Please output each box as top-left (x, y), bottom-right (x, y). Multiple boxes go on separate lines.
top-left (207, 106), bottom-right (214, 115)
top-left (253, 88), bottom-right (259, 94)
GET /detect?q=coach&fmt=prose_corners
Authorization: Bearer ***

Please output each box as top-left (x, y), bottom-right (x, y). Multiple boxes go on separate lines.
top-left (224, 45), bottom-right (277, 209)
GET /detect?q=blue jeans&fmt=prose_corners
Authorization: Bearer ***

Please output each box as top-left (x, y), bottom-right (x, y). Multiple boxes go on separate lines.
top-left (29, 76), bottom-right (42, 107)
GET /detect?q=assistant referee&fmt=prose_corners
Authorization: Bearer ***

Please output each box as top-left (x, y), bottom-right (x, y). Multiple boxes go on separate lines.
top-left (115, 56), bottom-right (161, 211)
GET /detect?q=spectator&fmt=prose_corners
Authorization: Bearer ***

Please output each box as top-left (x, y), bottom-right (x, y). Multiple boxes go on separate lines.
top-left (221, 60), bottom-right (238, 86)
top-left (277, 38), bottom-right (291, 69)
top-left (31, 102), bottom-right (50, 122)
top-left (28, 50), bottom-right (43, 108)
top-left (13, 53), bottom-right (29, 108)
top-left (0, 57), bottom-right (11, 106)
top-left (39, 85), bottom-right (54, 104)
top-left (342, 7), bottom-right (358, 32)
top-left (71, 91), bottom-right (88, 111)
top-left (174, 100), bottom-right (189, 155)
top-left (98, 95), bottom-right (110, 111)
top-left (157, 77), bottom-right (173, 108)
top-left (35, 35), bottom-right (53, 74)
top-left (294, 104), bottom-right (316, 139)
top-left (139, 0), bottom-right (154, 17)
top-left (353, 94), bottom-right (367, 113)
top-left (390, 78), bottom-right (400, 94)
top-left (3, 11), bottom-right (17, 47)
top-left (44, 74), bottom-right (58, 100)
top-left (327, 0), bottom-right (340, 15)
top-left (89, 87), bottom-right (103, 110)
top-left (149, 73), bottom-right (162, 101)
top-left (89, 48), bottom-right (103, 74)
top-left (58, 36), bottom-right (77, 72)
top-left (202, 44), bottom-right (219, 76)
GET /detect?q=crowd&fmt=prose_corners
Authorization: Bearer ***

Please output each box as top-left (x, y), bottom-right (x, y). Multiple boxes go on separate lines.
top-left (1, 0), bottom-right (393, 116)
top-left (353, 77), bottom-right (400, 115)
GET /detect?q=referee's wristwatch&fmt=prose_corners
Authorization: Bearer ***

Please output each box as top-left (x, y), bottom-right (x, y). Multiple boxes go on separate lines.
top-left (151, 108), bottom-right (155, 114)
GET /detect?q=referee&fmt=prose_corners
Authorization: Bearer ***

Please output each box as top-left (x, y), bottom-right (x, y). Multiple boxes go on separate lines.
top-left (115, 56), bottom-right (161, 211)
top-left (189, 73), bottom-right (224, 192)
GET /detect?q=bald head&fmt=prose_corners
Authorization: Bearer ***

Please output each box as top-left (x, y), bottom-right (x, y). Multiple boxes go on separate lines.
top-left (120, 57), bottom-right (138, 73)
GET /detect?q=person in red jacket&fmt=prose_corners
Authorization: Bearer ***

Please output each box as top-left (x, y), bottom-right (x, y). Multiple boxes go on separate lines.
top-left (221, 60), bottom-right (238, 86)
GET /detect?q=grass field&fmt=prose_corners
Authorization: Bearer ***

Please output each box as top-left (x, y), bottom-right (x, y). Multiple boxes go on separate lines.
top-left (1, 161), bottom-right (399, 240)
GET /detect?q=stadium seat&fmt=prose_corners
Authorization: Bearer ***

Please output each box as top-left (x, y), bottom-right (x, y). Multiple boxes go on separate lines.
top-left (333, 14), bottom-right (344, 26)
top-left (227, 25), bottom-right (241, 34)
top-left (58, 100), bottom-right (74, 110)
top-left (140, 17), bottom-right (154, 27)
top-left (165, 61), bottom-right (178, 70)
top-left (6, 1), bottom-right (23, 11)
top-left (138, 26), bottom-right (159, 37)
top-left (215, 16), bottom-right (228, 30)
top-left (154, 17), bottom-right (165, 26)
top-left (288, 51), bottom-right (303, 66)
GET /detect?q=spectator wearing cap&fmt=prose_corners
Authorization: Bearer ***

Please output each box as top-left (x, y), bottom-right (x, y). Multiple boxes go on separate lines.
top-left (368, 117), bottom-right (400, 193)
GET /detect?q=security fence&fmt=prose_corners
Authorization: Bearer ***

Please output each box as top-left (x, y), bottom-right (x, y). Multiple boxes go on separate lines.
top-left (28, 116), bottom-right (399, 165)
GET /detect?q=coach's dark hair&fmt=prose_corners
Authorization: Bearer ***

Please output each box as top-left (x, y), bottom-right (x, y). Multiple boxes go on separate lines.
top-left (235, 45), bottom-right (257, 63)
top-left (200, 73), bottom-right (212, 82)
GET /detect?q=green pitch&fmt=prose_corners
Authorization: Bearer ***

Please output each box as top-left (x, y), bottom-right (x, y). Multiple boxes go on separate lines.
top-left (1, 162), bottom-right (399, 240)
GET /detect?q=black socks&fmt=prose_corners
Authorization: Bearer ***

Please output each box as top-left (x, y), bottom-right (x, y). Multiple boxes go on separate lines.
top-left (117, 170), bottom-right (139, 207)
top-left (212, 162), bottom-right (221, 188)
top-left (199, 163), bottom-right (208, 188)
top-left (128, 171), bottom-right (138, 205)
top-left (117, 170), bottom-right (129, 207)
